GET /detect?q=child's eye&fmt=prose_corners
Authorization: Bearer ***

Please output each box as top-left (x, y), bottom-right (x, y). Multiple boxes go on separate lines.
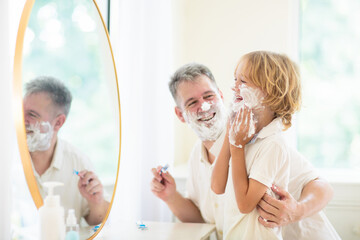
top-left (240, 77), bottom-right (247, 84)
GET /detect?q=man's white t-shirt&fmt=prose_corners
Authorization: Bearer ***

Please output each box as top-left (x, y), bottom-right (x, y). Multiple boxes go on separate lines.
top-left (186, 118), bottom-right (340, 240)
top-left (33, 138), bottom-right (93, 223)
top-left (186, 131), bottom-right (226, 239)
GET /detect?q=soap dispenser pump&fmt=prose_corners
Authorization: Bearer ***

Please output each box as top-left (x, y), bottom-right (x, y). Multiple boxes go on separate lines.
top-left (65, 209), bottom-right (79, 240)
top-left (39, 181), bottom-right (65, 240)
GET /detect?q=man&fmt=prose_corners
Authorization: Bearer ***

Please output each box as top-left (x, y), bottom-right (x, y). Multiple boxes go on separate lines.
top-left (151, 63), bottom-right (334, 239)
top-left (23, 76), bottom-right (109, 225)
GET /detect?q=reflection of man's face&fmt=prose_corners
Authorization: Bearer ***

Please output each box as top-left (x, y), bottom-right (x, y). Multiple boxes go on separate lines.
top-left (23, 92), bottom-right (56, 152)
top-left (176, 75), bottom-right (227, 141)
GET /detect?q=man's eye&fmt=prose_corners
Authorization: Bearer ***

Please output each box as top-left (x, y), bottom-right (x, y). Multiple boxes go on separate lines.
top-left (188, 101), bottom-right (197, 107)
top-left (204, 95), bottom-right (214, 99)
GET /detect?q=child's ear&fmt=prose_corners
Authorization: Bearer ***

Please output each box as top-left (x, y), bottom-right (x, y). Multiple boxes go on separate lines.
top-left (175, 107), bottom-right (186, 123)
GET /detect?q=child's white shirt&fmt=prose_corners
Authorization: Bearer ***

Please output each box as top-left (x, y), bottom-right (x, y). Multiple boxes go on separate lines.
top-left (223, 118), bottom-right (288, 240)
top-left (223, 118), bottom-right (340, 240)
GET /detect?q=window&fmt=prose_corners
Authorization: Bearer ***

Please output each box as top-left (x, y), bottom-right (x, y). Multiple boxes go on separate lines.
top-left (299, 0), bottom-right (360, 168)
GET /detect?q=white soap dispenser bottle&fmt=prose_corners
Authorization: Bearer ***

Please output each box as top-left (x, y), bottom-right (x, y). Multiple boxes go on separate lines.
top-left (39, 181), bottom-right (65, 240)
top-left (65, 209), bottom-right (79, 240)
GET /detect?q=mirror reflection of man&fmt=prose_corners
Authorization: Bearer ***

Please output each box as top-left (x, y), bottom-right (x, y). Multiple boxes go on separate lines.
top-left (151, 63), bottom-right (335, 239)
top-left (23, 76), bottom-right (109, 225)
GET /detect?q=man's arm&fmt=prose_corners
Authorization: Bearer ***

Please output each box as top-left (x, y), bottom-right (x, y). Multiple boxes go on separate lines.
top-left (257, 178), bottom-right (333, 227)
top-left (78, 170), bottom-right (110, 225)
top-left (150, 167), bottom-right (204, 223)
top-left (86, 199), bottom-right (110, 226)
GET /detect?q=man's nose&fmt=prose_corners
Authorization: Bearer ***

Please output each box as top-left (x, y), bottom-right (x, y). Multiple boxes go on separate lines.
top-left (24, 115), bottom-right (29, 124)
top-left (197, 98), bottom-right (207, 113)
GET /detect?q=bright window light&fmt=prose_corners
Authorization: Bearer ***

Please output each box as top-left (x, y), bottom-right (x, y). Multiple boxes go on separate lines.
top-left (299, 0), bottom-right (360, 168)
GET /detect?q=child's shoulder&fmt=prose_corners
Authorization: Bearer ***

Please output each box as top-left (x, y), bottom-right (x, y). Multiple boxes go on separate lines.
top-left (254, 133), bottom-right (289, 153)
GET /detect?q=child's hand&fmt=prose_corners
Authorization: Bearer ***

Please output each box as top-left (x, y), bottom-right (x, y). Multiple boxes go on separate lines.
top-left (229, 107), bottom-right (255, 148)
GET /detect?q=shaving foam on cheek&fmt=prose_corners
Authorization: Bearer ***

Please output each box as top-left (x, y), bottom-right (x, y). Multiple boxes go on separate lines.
top-left (183, 100), bottom-right (227, 141)
top-left (231, 85), bottom-right (265, 112)
top-left (26, 121), bottom-right (54, 152)
top-left (228, 85), bottom-right (264, 148)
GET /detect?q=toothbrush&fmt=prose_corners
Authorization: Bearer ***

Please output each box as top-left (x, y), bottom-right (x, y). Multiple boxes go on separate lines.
top-left (159, 164), bottom-right (169, 175)
top-left (74, 169), bottom-right (95, 195)
top-left (159, 164), bottom-right (169, 184)
top-left (73, 169), bottom-right (84, 179)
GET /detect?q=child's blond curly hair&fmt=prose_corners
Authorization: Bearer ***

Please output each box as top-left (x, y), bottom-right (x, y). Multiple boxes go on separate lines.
top-left (237, 51), bottom-right (302, 130)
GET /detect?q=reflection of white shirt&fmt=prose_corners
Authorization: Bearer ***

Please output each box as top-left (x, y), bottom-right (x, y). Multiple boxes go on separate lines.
top-left (224, 118), bottom-right (288, 240)
top-left (33, 138), bottom-right (93, 223)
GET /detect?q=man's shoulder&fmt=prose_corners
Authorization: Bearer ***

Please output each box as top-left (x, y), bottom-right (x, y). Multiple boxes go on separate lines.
top-left (56, 138), bottom-right (90, 164)
top-left (188, 140), bottom-right (203, 161)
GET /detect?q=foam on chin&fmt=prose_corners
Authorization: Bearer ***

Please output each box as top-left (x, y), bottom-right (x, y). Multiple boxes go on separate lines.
top-left (26, 121), bottom-right (54, 152)
top-left (231, 86), bottom-right (264, 112)
top-left (184, 101), bottom-right (227, 141)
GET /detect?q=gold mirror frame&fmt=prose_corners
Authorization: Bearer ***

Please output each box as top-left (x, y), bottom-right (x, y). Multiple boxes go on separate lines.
top-left (12, 0), bottom-right (121, 239)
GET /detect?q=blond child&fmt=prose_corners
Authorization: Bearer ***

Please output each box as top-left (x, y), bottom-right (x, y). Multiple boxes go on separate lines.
top-left (211, 51), bottom-right (339, 240)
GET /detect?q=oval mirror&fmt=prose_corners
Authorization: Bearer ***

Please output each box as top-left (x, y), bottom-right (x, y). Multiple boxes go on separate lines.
top-left (13, 0), bottom-right (121, 239)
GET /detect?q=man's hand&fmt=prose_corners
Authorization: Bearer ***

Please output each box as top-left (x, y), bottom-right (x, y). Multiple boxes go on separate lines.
top-left (77, 170), bottom-right (105, 204)
top-left (150, 166), bottom-right (176, 202)
top-left (257, 184), bottom-right (301, 228)
top-left (150, 166), bottom-right (205, 223)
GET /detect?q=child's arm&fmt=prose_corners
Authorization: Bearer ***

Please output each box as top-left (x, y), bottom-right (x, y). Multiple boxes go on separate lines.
top-left (230, 107), bottom-right (268, 213)
top-left (211, 129), bottom-right (231, 194)
top-left (230, 147), bottom-right (269, 213)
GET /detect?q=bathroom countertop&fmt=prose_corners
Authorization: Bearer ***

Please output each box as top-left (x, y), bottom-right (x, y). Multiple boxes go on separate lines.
top-left (94, 221), bottom-right (216, 240)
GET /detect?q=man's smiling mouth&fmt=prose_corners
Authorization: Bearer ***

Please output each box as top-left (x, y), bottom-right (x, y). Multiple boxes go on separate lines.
top-left (198, 112), bottom-right (216, 122)
top-left (26, 128), bottom-right (34, 134)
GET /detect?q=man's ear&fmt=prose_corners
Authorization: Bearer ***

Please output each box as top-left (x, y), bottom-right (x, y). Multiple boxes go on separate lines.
top-left (53, 114), bottom-right (66, 132)
top-left (175, 106), bottom-right (186, 123)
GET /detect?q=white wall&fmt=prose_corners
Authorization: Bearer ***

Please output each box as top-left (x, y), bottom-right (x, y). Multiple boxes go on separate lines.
top-left (0, 0), bottom-right (13, 238)
top-left (322, 170), bottom-right (360, 239)
top-left (172, 0), bottom-right (298, 166)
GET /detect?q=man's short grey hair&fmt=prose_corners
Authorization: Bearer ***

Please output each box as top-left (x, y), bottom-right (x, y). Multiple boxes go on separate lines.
top-left (25, 76), bottom-right (72, 116)
top-left (169, 63), bottom-right (218, 104)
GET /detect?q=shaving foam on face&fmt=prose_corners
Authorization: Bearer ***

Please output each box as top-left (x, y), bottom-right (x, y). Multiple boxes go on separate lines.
top-left (231, 85), bottom-right (264, 112)
top-left (26, 121), bottom-right (54, 152)
top-left (229, 85), bottom-right (264, 148)
top-left (201, 102), bottom-right (211, 111)
top-left (183, 99), bottom-right (227, 141)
